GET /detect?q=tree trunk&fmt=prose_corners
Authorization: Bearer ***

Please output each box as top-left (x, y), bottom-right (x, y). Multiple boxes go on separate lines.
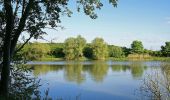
top-left (0, 0), bottom-right (13, 98)
top-left (0, 35), bottom-right (11, 98)
top-left (0, 0), bottom-right (32, 98)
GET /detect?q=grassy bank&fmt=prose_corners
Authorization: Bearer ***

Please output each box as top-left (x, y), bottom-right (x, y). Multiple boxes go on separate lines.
top-left (31, 56), bottom-right (170, 61)
top-left (110, 57), bottom-right (170, 61)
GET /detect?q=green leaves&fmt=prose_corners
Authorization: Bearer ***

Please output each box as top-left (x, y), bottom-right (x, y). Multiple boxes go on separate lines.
top-left (131, 40), bottom-right (144, 54)
top-left (109, 45), bottom-right (124, 58)
top-left (91, 38), bottom-right (108, 60)
top-left (20, 43), bottom-right (50, 60)
top-left (76, 0), bottom-right (117, 19)
top-left (63, 35), bottom-right (86, 60)
top-left (161, 42), bottom-right (170, 57)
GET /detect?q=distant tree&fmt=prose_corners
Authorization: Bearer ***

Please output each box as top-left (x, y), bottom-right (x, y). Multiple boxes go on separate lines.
top-left (21, 43), bottom-right (50, 60)
top-left (63, 35), bottom-right (86, 60)
top-left (150, 51), bottom-right (162, 57)
top-left (74, 35), bottom-right (86, 60)
top-left (108, 45), bottom-right (124, 58)
top-left (83, 44), bottom-right (93, 59)
top-left (63, 37), bottom-right (75, 60)
top-left (91, 38), bottom-right (108, 60)
top-left (122, 47), bottom-right (131, 57)
top-left (131, 40), bottom-right (144, 54)
top-left (52, 48), bottom-right (65, 58)
top-left (48, 43), bottom-right (65, 58)
top-left (161, 42), bottom-right (170, 57)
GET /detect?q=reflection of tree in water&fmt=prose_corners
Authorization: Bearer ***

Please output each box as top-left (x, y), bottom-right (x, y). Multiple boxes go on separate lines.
top-left (111, 65), bottom-right (130, 72)
top-left (29, 65), bottom-right (63, 77)
top-left (83, 61), bottom-right (108, 82)
top-left (111, 62), bottom-right (147, 79)
top-left (64, 62), bottom-right (85, 84)
top-left (29, 62), bottom-right (109, 84)
top-left (130, 62), bottom-right (146, 79)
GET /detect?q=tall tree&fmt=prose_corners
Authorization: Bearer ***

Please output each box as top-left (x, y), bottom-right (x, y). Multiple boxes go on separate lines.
top-left (91, 38), bottom-right (108, 60)
top-left (108, 45), bottom-right (124, 58)
top-left (74, 35), bottom-right (86, 60)
top-left (0, 0), bottom-right (118, 97)
top-left (161, 42), bottom-right (170, 57)
top-left (131, 40), bottom-right (144, 54)
top-left (63, 35), bottom-right (86, 60)
top-left (63, 37), bottom-right (76, 60)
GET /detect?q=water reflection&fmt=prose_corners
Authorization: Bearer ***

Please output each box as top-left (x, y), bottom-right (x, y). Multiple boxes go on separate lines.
top-left (29, 65), bottom-right (63, 76)
top-left (64, 62), bottom-right (85, 84)
top-left (111, 62), bottom-right (147, 79)
top-left (129, 62), bottom-right (147, 79)
top-left (111, 64), bottom-right (131, 73)
top-left (28, 61), bottom-right (148, 83)
top-left (25, 61), bottom-right (170, 99)
top-left (83, 61), bottom-right (108, 82)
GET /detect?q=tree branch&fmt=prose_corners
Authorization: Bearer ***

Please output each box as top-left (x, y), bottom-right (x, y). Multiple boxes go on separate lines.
top-left (10, 0), bottom-right (33, 56)
top-left (22, 0), bottom-right (26, 16)
top-left (14, 0), bottom-right (19, 17)
top-left (15, 34), bottom-right (33, 53)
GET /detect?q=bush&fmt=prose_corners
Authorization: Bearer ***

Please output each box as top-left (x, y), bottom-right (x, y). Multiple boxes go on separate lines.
top-left (108, 45), bottom-right (124, 58)
top-left (91, 38), bottom-right (108, 60)
top-left (20, 43), bottom-right (50, 60)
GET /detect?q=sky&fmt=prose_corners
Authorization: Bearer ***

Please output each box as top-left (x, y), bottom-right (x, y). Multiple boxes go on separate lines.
top-left (33, 0), bottom-right (170, 50)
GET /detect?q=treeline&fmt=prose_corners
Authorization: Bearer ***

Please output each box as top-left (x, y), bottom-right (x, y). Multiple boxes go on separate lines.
top-left (16, 35), bottom-right (170, 60)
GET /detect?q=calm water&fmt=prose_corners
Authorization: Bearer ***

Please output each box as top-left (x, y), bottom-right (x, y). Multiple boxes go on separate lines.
top-left (27, 60), bottom-right (169, 100)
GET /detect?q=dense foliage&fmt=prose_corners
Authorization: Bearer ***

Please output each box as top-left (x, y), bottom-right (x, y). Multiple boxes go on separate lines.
top-left (16, 37), bottom-right (170, 60)
top-left (18, 43), bottom-right (50, 60)
top-left (63, 35), bottom-right (86, 60)
top-left (161, 42), bottom-right (170, 57)
top-left (91, 38), bottom-right (108, 60)
top-left (108, 45), bottom-right (124, 58)
top-left (131, 40), bottom-right (144, 54)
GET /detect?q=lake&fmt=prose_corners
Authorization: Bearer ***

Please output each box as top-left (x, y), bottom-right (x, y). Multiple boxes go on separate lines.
top-left (27, 60), bottom-right (170, 100)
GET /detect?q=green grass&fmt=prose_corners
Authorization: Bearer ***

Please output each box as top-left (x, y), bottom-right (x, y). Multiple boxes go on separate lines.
top-left (29, 56), bottom-right (170, 62)
top-left (36, 57), bottom-right (64, 61)
top-left (109, 57), bottom-right (170, 61)
top-left (149, 57), bottom-right (170, 61)
top-left (109, 57), bottom-right (129, 61)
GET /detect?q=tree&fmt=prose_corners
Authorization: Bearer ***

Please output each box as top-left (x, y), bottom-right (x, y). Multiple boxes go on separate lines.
top-left (0, 0), bottom-right (118, 97)
top-left (63, 35), bottom-right (86, 60)
top-left (122, 47), bottom-right (131, 57)
top-left (47, 43), bottom-right (65, 58)
top-left (161, 42), bottom-right (170, 57)
top-left (74, 35), bottom-right (86, 60)
top-left (83, 44), bottom-right (93, 59)
top-left (91, 38), bottom-right (108, 60)
top-left (63, 37), bottom-right (75, 60)
top-left (131, 40), bottom-right (144, 54)
top-left (21, 43), bottom-right (50, 60)
top-left (108, 45), bottom-right (124, 58)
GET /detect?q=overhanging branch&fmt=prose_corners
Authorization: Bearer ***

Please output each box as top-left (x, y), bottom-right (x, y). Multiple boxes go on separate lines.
top-left (15, 33), bottom-right (33, 54)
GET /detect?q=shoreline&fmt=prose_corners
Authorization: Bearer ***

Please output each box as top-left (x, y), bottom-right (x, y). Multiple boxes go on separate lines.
top-left (29, 57), bottom-right (170, 62)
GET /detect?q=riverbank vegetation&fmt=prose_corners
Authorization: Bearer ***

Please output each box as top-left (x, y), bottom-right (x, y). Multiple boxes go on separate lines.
top-left (15, 35), bottom-right (170, 61)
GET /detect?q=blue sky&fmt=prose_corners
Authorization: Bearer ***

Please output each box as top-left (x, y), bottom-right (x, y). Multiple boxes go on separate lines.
top-left (36, 0), bottom-right (170, 50)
